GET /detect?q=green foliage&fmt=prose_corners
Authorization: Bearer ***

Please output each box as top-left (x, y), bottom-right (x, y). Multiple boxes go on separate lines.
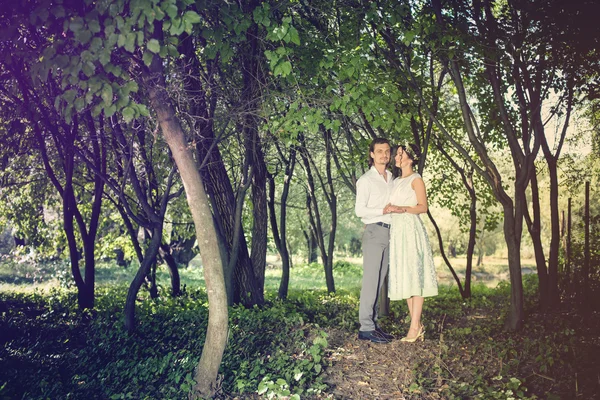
top-left (1, 263), bottom-right (598, 399)
top-left (0, 284), bottom-right (333, 399)
top-left (223, 299), bottom-right (329, 397)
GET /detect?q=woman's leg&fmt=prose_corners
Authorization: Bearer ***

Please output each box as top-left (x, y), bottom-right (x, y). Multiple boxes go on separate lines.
top-left (406, 296), bottom-right (424, 339)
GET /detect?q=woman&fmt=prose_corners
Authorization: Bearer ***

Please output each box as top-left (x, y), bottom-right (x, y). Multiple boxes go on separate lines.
top-left (384, 142), bottom-right (438, 342)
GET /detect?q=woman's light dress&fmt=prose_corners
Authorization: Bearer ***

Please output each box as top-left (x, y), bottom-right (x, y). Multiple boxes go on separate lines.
top-left (388, 173), bottom-right (438, 301)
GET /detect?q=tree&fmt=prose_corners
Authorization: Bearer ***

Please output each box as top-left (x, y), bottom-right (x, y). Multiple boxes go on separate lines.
top-left (9, 0), bottom-right (230, 395)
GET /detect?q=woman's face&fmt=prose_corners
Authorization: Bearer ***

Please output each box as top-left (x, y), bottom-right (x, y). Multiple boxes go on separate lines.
top-left (395, 146), bottom-right (410, 168)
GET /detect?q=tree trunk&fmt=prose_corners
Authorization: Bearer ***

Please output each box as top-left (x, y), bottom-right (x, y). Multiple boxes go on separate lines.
top-left (267, 144), bottom-right (296, 300)
top-left (305, 228), bottom-right (318, 264)
top-left (525, 173), bottom-right (549, 309)
top-left (298, 131), bottom-right (336, 292)
top-left (427, 210), bottom-right (465, 298)
top-left (503, 202), bottom-right (525, 331)
top-left (160, 243), bottom-right (182, 296)
top-left (545, 157), bottom-right (561, 307)
top-left (144, 53), bottom-right (228, 398)
top-left (581, 182), bottom-right (590, 314)
top-left (125, 226), bottom-right (163, 332)
top-left (179, 35), bottom-right (261, 307)
top-left (464, 177), bottom-right (476, 299)
top-left (565, 198), bottom-right (572, 290)
top-left (242, 33), bottom-right (268, 297)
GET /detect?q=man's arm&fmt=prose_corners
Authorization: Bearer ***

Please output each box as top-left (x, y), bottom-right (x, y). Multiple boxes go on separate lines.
top-left (355, 178), bottom-right (386, 219)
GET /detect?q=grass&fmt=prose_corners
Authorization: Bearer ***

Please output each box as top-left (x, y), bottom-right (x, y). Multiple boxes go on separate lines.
top-left (0, 252), bottom-right (536, 295)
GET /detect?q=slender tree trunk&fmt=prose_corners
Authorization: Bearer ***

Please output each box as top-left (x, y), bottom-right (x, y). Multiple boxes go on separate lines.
top-left (144, 50), bottom-right (227, 398)
top-left (125, 226), bottom-right (163, 332)
top-left (582, 182), bottom-right (590, 314)
top-left (546, 158), bottom-right (561, 307)
top-left (160, 243), bottom-right (182, 296)
top-left (526, 173), bottom-right (549, 309)
top-left (267, 145), bottom-right (296, 300)
top-left (565, 198), bottom-right (572, 290)
top-left (464, 177), bottom-right (476, 299)
top-left (299, 133), bottom-right (335, 292)
top-left (241, 21), bottom-right (268, 296)
top-left (304, 228), bottom-right (318, 264)
top-left (427, 211), bottom-right (466, 298)
top-left (323, 129), bottom-right (337, 293)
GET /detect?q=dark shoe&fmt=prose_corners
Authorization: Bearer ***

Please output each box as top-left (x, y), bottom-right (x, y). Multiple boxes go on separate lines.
top-left (358, 330), bottom-right (390, 344)
top-left (375, 327), bottom-right (395, 340)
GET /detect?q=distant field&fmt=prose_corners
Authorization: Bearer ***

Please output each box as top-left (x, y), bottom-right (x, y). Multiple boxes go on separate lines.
top-left (0, 253), bottom-right (537, 294)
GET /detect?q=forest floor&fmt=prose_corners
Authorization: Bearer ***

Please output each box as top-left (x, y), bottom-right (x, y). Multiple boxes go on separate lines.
top-left (322, 328), bottom-right (438, 399)
top-left (1, 257), bottom-right (599, 399)
top-left (319, 309), bottom-right (600, 400)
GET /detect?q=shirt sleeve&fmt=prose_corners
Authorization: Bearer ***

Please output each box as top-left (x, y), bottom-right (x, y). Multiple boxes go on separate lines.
top-left (355, 178), bottom-right (384, 220)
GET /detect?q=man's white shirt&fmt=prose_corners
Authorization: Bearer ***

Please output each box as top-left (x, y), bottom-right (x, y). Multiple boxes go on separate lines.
top-left (355, 166), bottom-right (394, 225)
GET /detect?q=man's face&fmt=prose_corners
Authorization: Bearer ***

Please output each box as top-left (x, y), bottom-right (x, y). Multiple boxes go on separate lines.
top-left (370, 143), bottom-right (391, 166)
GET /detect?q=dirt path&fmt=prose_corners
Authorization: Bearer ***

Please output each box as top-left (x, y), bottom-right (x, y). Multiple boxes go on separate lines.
top-left (322, 329), bottom-right (444, 400)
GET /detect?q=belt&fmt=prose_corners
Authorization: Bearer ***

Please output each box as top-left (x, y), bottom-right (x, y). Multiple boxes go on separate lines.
top-left (374, 222), bottom-right (391, 229)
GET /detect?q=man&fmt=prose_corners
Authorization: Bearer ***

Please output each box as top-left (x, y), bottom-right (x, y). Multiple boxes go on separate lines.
top-left (354, 137), bottom-right (395, 344)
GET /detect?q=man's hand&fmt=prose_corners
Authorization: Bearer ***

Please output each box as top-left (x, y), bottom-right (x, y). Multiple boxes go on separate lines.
top-left (384, 204), bottom-right (409, 214)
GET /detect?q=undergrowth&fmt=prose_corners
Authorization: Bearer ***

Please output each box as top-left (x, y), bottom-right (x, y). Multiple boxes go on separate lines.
top-left (1, 263), bottom-right (598, 399)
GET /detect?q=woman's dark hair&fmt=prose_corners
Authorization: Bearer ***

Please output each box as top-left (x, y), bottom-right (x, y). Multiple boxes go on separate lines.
top-left (391, 143), bottom-right (422, 177)
top-left (367, 137), bottom-right (391, 167)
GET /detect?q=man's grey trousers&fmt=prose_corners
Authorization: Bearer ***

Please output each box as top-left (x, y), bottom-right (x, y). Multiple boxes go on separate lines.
top-left (359, 223), bottom-right (390, 332)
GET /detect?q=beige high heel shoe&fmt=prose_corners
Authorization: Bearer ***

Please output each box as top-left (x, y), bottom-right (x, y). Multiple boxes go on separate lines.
top-left (400, 325), bottom-right (424, 342)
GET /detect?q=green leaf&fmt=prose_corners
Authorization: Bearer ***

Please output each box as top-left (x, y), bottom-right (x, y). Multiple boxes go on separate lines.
top-left (54, 96), bottom-right (61, 111)
top-left (51, 5), bottom-right (65, 18)
top-left (143, 51), bottom-right (154, 66)
top-left (183, 10), bottom-right (201, 24)
top-left (288, 25), bottom-right (300, 45)
top-left (124, 32), bottom-right (136, 52)
top-left (69, 18), bottom-right (84, 33)
top-left (143, 7), bottom-right (156, 25)
top-left (117, 33), bottom-right (126, 48)
top-left (164, 4), bottom-right (178, 20)
top-left (63, 89), bottom-right (77, 105)
top-left (147, 39), bottom-right (160, 54)
top-left (74, 97), bottom-right (85, 112)
top-left (115, 93), bottom-right (130, 109)
top-left (107, 32), bottom-right (118, 47)
top-left (279, 61), bottom-right (292, 76)
top-left (154, 7), bottom-right (165, 21)
top-left (204, 45), bottom-right (217, 60)
top-left (89, 37), bottom-right (103, 52)
top-left (104, 104), bottom-right (117, 117)
top-left (136, 103), bottom-right (150, 116)
top-left (104, 22), bottom-right (115, 36)
top-left (99, 49), bottom-right (111, 66)
top-left (136, 31), bottom-right (145, 46)
top-left (125, 81), bottom-right (139, 93)
top-left (101, 84), bottom-right (113, 105)
top-left (183, 20), bottom-right (193, 35)
top-left (158, 45), bottom-right (168, 58)
top-left (88, 20), bottom-right (101, 34)
top-left (76, 30), bottom-right (92, 44)
top-left (403, 30), bottom-right (417, 46)
top-left (169, 17), bottom-right (184, 36)
top-left (167, 44), bottom-right (179, 57)
top-left (92, 104), bottom-right (103, 117)
top-left (82, 61), bottom-right (95, 77)
top-left (122, 106), bottom-right (135, 123)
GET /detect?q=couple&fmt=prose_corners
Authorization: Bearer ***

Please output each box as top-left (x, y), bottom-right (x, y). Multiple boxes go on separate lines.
top-left (354, 137), bottom-right (438, 344)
